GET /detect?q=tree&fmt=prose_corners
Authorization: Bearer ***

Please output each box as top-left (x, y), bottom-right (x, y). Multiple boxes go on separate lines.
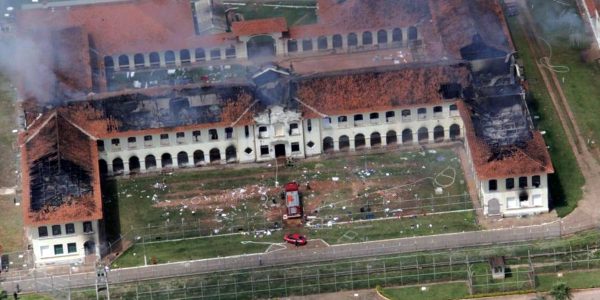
top-left (549, 282), bottom-right (573, 300)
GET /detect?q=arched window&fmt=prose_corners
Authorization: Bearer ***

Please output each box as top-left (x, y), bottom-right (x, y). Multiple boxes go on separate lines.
top-left (288, 40), bottom-right (298, 52)
top-left (193, 150), bottom-right (205, 166)
top-left (133, 54), bottom-right (145, 68)
top-left (434, 126), bottom-right (445, 142)
top-left (392, 28), bottom-right (402, 42)
top-left (317, 36), bottom-right (328, 50)
top-left (226, 146), bottom-right (237, 162)
top-left (332, 34), bottom-right (342, 49)
top-left (164, 51), bottom-right (176, 66)
top-left (355, 134), bottom-right (366, 149)
top-left (377, 29), bottom-right (388, 44)
top-left (118, 55), bottom-right (129, 68)
top-left (112, 158), bottom-right (124, 174)
top-left (323, 137), bottom-right (334, 152)
top-left (149, 52), bottom-right (160, 67)
top-left (161, 153), bottom-right (173, 168)
top-left (302, 39), bottom-right (313, 51)
top-left (225, 46), bottom-right (236, 59)
top-left (195, 48), bottom-right (206, 62)
top-left (402, 129), bottom-right (413, 143)
top-left (339, 135), bottom-right (350, 151)
top-left (362, 31), bottom-right (373, 45)
top-left (104, 56), bottom-right (114, 70)
top-left (418, 127), bottom-right (429, 143)
top-left (177, 151), bottom-right (189, 167)
top-left (129, 156), bottom-right (140, 173)
top-left (370, 132), bottom-right (382, 147)
top-left (408, 26), bottom-right (418, 41)
top-left (386, 130), bottom-right (397, 146)
top-left (450, 124), bottom-right (461, 140)
top-left (209, 148), bottom-right (221, 163)
top-left (348, 33), bottom-right (358, 47)
top-left (145, 155), bottom-right (157, 170)
top-left (180, 49), bottom-right (191, 65)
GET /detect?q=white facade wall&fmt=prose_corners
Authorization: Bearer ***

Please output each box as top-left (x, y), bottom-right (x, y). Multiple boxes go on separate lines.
top-left (479, 174), bottom-right (550, 216)
top-left (29, 220), bottom-right (100, 266)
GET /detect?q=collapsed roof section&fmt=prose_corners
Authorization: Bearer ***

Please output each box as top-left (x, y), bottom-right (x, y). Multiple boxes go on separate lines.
top-left (294, 63), bottom-right (470, 118)
top-left (460, 57), bottom-right (553, 179)
top-left (20, 112), bottom-right (102, 225)
top-left (59, 84), bottom-right (259, 139)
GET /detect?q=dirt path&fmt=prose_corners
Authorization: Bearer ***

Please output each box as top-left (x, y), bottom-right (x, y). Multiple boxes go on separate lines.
top-left (517, 0), bottom-right (600, 233)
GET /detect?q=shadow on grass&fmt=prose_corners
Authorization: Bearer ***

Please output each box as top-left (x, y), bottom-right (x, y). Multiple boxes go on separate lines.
top-left (101, 178), bottom-right (121, 243)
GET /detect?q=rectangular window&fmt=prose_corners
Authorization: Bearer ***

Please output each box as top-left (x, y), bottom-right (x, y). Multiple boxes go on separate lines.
top-left (67, 243), bottom-right (77, 254)
top-left (144, 135), bottom-right (153, 141)
top-left (38, 226), bottom-right (48, 237)
top-left (83, 221), bottom-right (93, 233)
top-left (505, 178), bottom-right (514, 190)
top-left (289, 123), bottom-right (299, 135)
top-left (417, 108), bottom-right (427, 120)
top-left (210, 48), bottom-right (221, 60)
top-left (288, 40), bottom-right (298, 52)
top-left (519, 176), bottom-right (528, 188)
top-left (353, 114), bottom-right (363, 121)
top-left (176, 132), bottom-right (185, 139)
top-left (291, 142), bottom-right (300, 152)
top-left (52, 225), bottom-right (61, 236)
top-left (369, 112), bottom-right (379, 120)
top-left (225, 127), bottom-right (233, 139)
top-left (302, 39), bottom-right (313, 51)
top-left (401, 109), bottom-right (411, 121)
top-left (193, 130), bottom-right (201, 142)
top-left (245, 126), bottom-right (250, 137)
top-left (209, 129), bottom-right (218, 140)
top-left (532, 175), bottom-right (541, 188)
top-left (259, 126), bottom-right (268, 138)
top-left (54, 244), bottom-right (64, 255)
top-left (433, 106), bottom-right (443, 113)
top-left (322, 117), bottom-right (332, 128)
top-left (225, 47), bottom-right (236, 59)
top-left (97, 140), bottom-right (105, 152)
top-left (507, 197), bottom-right (519, 209)
top-left (127, 137), bottom-right (136, 143)
top-left (385, 111), bottom-right (395, 122)
top-left (65, 223), bottom-right (75, 234)
top-left (111, 138), bottom-right (120, 146)
top-left (260, 145), bottom-right (269, 156)
top-left (488, 180), bottom-right (497, 191)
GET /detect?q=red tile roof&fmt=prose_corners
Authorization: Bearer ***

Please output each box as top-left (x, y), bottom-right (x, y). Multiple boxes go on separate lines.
top-left (20, 113), bottom-right (102, 225)
top-left (231, 17), bottom-right (287, 36)
top-left (458, 101), bottom-right (554, 179)
top-left (296, 65), bottom-right (470, 117)
top-left (16, 0), bottom-right (236, 56)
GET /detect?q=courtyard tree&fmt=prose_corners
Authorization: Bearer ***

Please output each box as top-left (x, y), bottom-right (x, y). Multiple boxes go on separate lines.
top-left (549, 282), bottom-right (573, 300)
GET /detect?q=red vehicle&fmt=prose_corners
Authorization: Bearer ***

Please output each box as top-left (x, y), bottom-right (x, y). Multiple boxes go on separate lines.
top-left (284, 233), bottom-right (307, 246)
top-left (284, 182), bottom-right (303, 218)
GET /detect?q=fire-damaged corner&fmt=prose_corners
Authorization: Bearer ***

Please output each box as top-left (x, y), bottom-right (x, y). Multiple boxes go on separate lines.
top-left (20, 112), bottom-right (102, 225)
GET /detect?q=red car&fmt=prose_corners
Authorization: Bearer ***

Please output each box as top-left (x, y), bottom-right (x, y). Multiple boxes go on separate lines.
top-left (284, 233), bottom-right (307, 246)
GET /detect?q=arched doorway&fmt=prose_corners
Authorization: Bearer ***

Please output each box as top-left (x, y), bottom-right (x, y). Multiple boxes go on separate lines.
top-left (112, 158), bottom-right (124, 174)
top-left (418, 127), bottom-right (429, 144)
top-left (177, 151), bottom-right (189, 167)
top-left (84, 240), bottom-right (96, 255)
top-left (370, 132), bottom-right (382, 147)
top-left (450, 124), bottom-right (461, 140)
top-left (434, 125), bottom-right (445, 142)
top-left (128, 156), bottom-right (140, 173)
top-left (247, 35), bottom-right (276, 60)
top-left (226, 146), bottom-right (237, 162)
top-left (275, 144), bottom-right (286, 158)
top-left (118, 55), bottom-right (129, 69)
top-left (339, 135), bottom-right (350, 151)
top-left (165, 51), bottom-right (176, 67)
top-left (149, 52), bottom-right (160, 67)
top-left (161, 153), bottom-right (173, 168)
top-left (209, 148), bottom-right (221, 163)
top-left (488, 198), bottom-right (500, 215)
top-left (402, 129), bottom-right (413, 144)
top-left (133, 54), bottom-right (145, 68)
top-left (145, 155), bottom-right (157, 170)
top-left (348, 33), bottom-right (358, 47)
top-left (323, 137), bottom-right (334, 152)
top-left (332, 34), bottom-right (342, 49)
top-left (194, 150), bottom-right (205, 166)
top-left (386, 130), bottom-right (397, 146)
top-left (355, 134), bottom-right (366, 149)
top-left (377, 29), bottom-right (388, 44)
top-left (98, 159), bottom-right (108, 175)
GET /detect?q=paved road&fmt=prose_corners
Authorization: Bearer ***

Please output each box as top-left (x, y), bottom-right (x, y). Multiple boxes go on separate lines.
top-left (1, 222), bottom-right (564, 293)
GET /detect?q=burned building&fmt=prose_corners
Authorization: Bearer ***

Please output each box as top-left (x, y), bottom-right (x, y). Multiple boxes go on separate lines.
top-left (14, 0), bottom-right (554, 265)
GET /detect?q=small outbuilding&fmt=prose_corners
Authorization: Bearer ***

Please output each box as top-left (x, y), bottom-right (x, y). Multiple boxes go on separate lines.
top-left (489, 256), bottom-right (506, 279)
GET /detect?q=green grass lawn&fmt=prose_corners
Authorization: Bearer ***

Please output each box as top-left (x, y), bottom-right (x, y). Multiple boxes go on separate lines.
top-left (537, 269), bottom-right (600, 291)
top-left (224, 1), bottom-right (317, 26)
top-left (506, 16), bottom-right (585, 217)
top-left (380, 282), bottom-right (470, 300)
top-left (113, 210), bottom-right (479, 268)
top-left (529, 0), bottom-right (600, 158)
